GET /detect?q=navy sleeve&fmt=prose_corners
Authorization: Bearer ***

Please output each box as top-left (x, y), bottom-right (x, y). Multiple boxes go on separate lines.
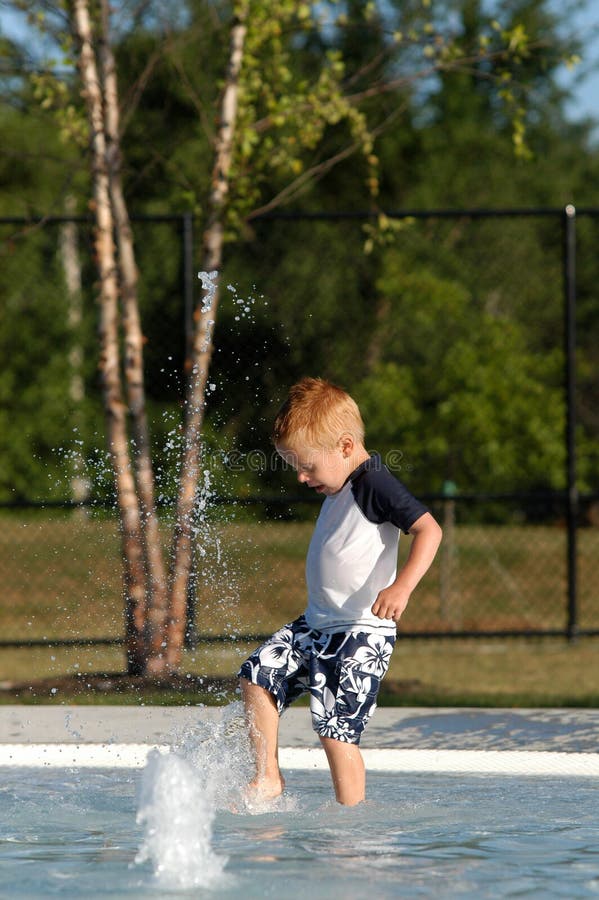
top-left (350, 465), bottom-right (428, 533)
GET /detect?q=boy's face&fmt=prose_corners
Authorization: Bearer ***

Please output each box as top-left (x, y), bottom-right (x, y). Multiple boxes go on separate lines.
top-left (276, 442), bottom-right (352, 496)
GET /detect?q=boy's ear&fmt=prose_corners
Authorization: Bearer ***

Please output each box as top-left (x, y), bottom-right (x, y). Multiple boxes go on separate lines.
top-left (339, 433), bottom-right (355, 457)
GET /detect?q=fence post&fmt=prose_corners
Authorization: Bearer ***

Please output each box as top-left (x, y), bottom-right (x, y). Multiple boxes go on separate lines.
top-left (563, 204), bottom-right (579, 641)
top-left (440, 479), bottom-right (457, 622)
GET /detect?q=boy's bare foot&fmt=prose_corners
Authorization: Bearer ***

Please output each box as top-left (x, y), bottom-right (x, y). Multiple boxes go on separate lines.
top-left (244, 773), bottom-right (286, 804)
top-left (229, 775), bottom-right (286, 814)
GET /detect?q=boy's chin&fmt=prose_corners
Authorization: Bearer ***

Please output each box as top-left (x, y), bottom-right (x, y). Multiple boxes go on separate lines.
top-left (316, 484), bottom-right (339, 495)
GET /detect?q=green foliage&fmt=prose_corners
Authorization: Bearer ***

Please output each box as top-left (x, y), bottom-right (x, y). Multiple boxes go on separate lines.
top-left (354, 253), bottom-right (566, 492)
top-left (30, 69), bottom-right (87, 147)
top-left (0, 103), bottom-right (85, 215)
top-left (114, 19), bottom-right (223, 213)
top-left (225, 0), bottom-right (379, 232)
top-left (1, 0), bottom-right (598, 504)
top-left (0, 230), bottom-right (100, 501)
top-left (0, 95), bottom-right (99, 501)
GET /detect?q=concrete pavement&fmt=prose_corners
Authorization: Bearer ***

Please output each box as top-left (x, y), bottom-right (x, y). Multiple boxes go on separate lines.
top-left (1, 705), bottom-right (598, 752)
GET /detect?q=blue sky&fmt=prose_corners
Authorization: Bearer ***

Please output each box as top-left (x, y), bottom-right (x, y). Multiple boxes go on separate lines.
top-left (554, 0), bottom-right (599, 132)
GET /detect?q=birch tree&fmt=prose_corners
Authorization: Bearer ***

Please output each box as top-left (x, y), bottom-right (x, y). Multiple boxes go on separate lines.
top-left (70, 0), bottom-right (149, 673)
top-left (96, 0), bottom-right (170, 671)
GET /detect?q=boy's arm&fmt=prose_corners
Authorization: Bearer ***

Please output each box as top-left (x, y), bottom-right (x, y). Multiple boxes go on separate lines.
top-left (371, 512), bottom-right (442, 622)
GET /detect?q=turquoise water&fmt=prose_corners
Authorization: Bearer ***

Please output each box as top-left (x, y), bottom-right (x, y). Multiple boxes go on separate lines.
top-left (1, 766), bottom-right (598, 898)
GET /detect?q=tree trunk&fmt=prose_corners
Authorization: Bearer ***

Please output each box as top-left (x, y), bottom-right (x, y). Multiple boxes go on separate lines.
top-left (163, 11), bottom-right (248, 672)
top-left (60, 194), bottom-right (89, 511)
top-left (71, 0), bottom-right (148, 675)
top-left (98, 0), bottom-right (169, 672)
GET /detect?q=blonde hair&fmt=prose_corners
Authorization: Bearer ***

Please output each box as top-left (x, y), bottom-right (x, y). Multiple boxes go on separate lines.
top-left (273, 377), bottom-right (365, 450)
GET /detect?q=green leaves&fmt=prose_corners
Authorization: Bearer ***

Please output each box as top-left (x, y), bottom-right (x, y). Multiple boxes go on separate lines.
top-left (354, 251), bottom-right (566, 492)
top-left (227, 1), bottom-right (378, 224)
top-left (30, 70), bottom-right (87, 146)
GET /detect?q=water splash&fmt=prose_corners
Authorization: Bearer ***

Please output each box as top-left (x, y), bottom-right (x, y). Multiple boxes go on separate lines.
top-left (134, 751), bottom-right (227, 890)
top-left (198, 269), bottom-right (218, 312)
top-left (174, 701), bottom-right (254, 808)
top-left (134, 702), bottom-right (253, 888)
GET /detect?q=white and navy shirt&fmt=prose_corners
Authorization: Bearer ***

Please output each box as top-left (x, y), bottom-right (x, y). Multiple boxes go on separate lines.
top-left (304, 453), bottom-right (428, 635)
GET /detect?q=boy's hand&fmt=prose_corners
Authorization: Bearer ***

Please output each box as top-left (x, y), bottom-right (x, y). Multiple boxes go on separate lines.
top-left (371, 584), bottom-right (411, 622)
top-left (372, 513), bottom-right (443, 622)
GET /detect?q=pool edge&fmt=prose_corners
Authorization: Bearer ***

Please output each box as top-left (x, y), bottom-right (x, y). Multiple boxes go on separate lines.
top-left (2, 744), bottom-right (599, 775)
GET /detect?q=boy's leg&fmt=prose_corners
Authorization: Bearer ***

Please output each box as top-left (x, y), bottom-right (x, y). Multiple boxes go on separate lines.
top-left (310, 632), bottom-right (396, 806)
top-left (240, 677), bottom-right (285, 799)
top-left (238, 616), bottom-right (313, 801)
top-left (319, 736), bottom-right (365, 806)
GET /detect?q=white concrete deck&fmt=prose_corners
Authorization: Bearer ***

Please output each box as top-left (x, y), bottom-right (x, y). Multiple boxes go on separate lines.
top-left (1, 706), bottom-right (598, 772)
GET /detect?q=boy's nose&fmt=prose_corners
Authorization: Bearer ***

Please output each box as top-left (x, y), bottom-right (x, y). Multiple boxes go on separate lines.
top-left (298, 471), bottom-right (309, 484)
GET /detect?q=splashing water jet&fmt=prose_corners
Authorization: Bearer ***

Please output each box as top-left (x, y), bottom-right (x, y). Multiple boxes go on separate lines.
top-left (135, 750), bottom-right (227, 890)
top-left (135, 702), bottom-right (256, 888)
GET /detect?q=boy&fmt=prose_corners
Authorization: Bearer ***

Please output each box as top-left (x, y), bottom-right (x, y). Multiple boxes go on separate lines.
top-left (238, 377), bottom-right (442, 806)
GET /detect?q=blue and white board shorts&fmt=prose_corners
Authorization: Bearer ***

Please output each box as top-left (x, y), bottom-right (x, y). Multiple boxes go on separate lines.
top-left (238, 615), bottom-right (395, 745)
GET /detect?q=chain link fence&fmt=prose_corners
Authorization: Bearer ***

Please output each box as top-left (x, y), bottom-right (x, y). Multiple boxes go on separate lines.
top-left (1, 207), bottom-right (598, 662)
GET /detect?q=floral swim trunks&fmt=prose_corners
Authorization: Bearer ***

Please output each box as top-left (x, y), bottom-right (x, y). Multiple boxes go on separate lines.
top-left (238, 615), bottom-right (395, 745)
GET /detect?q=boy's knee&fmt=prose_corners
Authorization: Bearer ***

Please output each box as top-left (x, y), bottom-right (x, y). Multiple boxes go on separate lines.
top-left (240, 678), bottom-right (278, 707)
top-left (319, 734), bottom-right (362, 753)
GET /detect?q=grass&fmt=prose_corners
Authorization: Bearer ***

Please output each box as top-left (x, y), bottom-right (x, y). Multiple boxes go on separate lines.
top-left (1, 510), bottom-right (598, 706)
top-left (1, 637), bottom-right (599, 708)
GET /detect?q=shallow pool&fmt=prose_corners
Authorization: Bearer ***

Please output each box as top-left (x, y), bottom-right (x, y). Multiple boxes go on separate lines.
top-left (2, 765), bottom-right (598, 898)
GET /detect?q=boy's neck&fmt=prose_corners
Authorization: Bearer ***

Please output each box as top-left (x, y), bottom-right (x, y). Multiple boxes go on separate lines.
top-left (346, 446), bottom-right (371, 474)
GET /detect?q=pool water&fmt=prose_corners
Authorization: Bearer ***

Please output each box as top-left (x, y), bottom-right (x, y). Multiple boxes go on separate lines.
top-left (1, 765), bottom-right (598, 899)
